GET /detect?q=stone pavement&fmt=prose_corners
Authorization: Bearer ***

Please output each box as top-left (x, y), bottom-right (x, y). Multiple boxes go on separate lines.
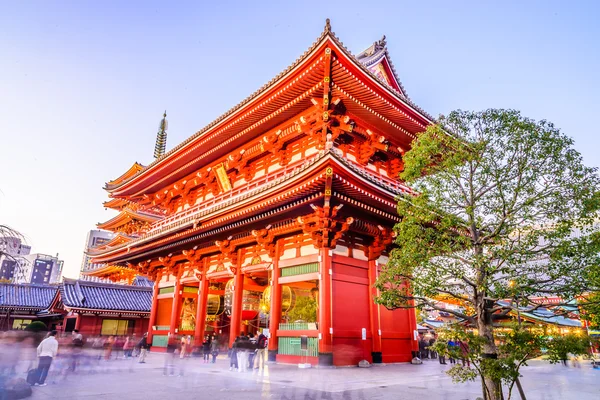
top-left (26, 353), bottom-right (600, 400)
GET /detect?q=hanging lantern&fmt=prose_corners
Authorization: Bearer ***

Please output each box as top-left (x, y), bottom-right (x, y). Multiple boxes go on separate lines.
top-left (206, 294), bottom-right (224, 321)
top-left (224, 279), bottom-right (262, 321)
top-left (260, 285), bottom-right (296, 314)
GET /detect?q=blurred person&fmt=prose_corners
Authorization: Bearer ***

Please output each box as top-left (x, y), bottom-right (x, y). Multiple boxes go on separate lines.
top-left (137, 333), bottom-right (149, 363)
top-left (35, 330), bottom-right (58, 386)
top-left (248, 333), bottom-right (258, 369)
top-left (229, 336), bottom-right (239, 371)
top-left (210, 336), bottom-right (219, 364)
top-left (122, 336), bottom-right (133, 358)
top-left (70, 330), bottom-right (84, 372)
top-left (104, 336), bottom-right (114, 360)
top-left (236, 335), bottom-right (251, 373)
top-left (180, 336), bottom-right (188, 359)
top-left (458, 340), bottom-right (470, 368)
top-left (202, 336), bottom-right (210, 363)
top-left (254, 331), bottom-right (268, 370)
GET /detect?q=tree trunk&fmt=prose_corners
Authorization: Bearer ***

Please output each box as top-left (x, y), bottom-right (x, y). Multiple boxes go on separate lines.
top-left (477, 295), bottom-right (502, 400)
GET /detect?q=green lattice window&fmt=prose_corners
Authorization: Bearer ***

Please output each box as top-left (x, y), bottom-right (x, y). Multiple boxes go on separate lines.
top-left (278, 337), bottom-right (318, 357)
top-left (152, 335), bottom-right (168, 347)
top-left (280, 262), bottom-right (319, 277)
top-left (183, 286), bottom-right (197, 294)
top-left (158, 286), bottom-right (175, 295)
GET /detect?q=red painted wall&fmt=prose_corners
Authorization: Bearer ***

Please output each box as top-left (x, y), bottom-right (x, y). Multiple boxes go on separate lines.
top-left (379, 306), bottom-right (414, 363)
top-left (331, 255), bottom-right (372, 366)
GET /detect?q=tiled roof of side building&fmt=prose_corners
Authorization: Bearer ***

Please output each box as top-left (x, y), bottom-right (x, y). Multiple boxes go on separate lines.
top-left (60, 278), bottom-right (152, 313)
top-left (0, 283), bottom-right (58, 310)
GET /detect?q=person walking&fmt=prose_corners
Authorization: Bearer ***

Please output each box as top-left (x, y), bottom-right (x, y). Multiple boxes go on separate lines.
top-left (229, 336), bottom-right (239, 371)
top-left (70, 329), bottom-right (84, 371)
top-left (35, 330), bottom-right (59, 386)
top-left (137, 333), bottom-right (149, 363)
top-left (254, 331), bottom-right (268, 370)
top-left (122, 336), bottom-right (133, 358)
top-left (236, 335), bottom-right (250, 373)
top-left (202, 336), bottom-right (211, 363)
top-left (248, 333), bottom-right (258, 369)
top-left (447, 339), bottom-right (456, 364)
top-left (429, 335), bottom-right (437, 359)
top-left (210, 336), bottom-right (219, 364)
top-left (459, 340), bottom-right (470, 368)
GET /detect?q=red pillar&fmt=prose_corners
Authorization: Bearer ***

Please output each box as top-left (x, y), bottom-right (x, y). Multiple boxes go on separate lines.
top-left (194, 261), bottom-right (209, 346)
top-left (74, 313), bottom-right (82, 331)
top-left (228, 250), bottom-right (243, 347)
top-left (267, 241), bottom-right (281, 361)
top-left (169, 269), bottom-right (182, 344)
top-left (147, 279), bottom-right (160, 344)
top-left (318, 247), bottom-right (333, 366)
top-left (368, 260), bottom-right (382, 363)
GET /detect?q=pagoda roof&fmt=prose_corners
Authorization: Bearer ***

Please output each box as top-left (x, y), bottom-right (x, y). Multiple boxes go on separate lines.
top-left (88, 232), bottom-right (134, 252)
top-left (59, 278), bottom-right (152, 313)
top-left (106, 20), bottom-right (435, 198)
top-left (356, 35), bottom-right (407, 98)
top-left (97, 209), bottom-right (162, 232)
top-left (106, 162), bottom-right (145, 188)
top-left (103, 198), bottom-right (131, 210)
top-left (0, 283), bottom-right (57, 311)
top-left (91, 147), bottom-right (408, 265)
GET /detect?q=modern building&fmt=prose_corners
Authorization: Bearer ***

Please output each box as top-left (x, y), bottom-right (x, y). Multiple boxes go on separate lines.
top-left (79, 229), bottom-right (115, 282)
top-left (0, 236), bottom-right (31, 283)
top-left (15, 253), bottom-right (63, 285)
top-left (87, 21), bottom-right (432, 366)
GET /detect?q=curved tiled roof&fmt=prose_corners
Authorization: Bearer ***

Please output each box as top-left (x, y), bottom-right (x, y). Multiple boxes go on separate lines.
top-left (106, 20), bottom-right (436, 195)
top-left (0, 283), bottom-right (57, 310)
top-left (60, 278), bottom-right (152, 313)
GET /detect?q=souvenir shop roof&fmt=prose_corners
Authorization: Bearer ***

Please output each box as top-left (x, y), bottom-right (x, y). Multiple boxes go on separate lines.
top-left (0, 283), bottom-right (57, 311)
top-left (59, 278), bottom-right (152, 313)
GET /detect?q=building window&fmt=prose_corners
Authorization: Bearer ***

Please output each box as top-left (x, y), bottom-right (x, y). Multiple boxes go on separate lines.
top-left (12, 319), bottom-right (32, 330)
top-left (100, 319), bottom-right (131, 336)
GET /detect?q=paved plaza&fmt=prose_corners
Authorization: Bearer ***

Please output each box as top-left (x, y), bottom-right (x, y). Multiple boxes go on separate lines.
top-left (25, 353), bottom-right (600, 400)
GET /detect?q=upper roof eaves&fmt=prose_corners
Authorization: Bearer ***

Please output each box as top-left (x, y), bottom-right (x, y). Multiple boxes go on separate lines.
top-left (106, 19), bottom-right (436, 194)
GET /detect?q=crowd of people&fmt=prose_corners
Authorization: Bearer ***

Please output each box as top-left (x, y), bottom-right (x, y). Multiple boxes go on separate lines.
top-left (228, 332), bottom-right (268, 372)
top-left (0, 327), bottom-right (272, 390)
top-left (417, 333), bottom-right (471, 368)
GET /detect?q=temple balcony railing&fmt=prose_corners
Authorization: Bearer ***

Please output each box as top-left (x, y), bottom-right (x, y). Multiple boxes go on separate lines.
top-left (146, 153), bottom-right (323, 234)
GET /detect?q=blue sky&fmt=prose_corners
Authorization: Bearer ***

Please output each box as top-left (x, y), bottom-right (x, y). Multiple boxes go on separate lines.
top-left (1, 1), bottom-right (599, 279)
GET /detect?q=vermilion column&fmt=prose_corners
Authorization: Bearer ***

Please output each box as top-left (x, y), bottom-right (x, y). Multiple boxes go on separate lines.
top-left (229, 251), bottom-right (243, 347)
top-left (368, 259), bottom-right (382, 363)
top-left (147, 279), bottom-right (160, 344)
top-left (194, 261), bottom-right (209, 346)
top-left (169, 269), bottom-right (182, 344)
top-left (318, 247), bottom-right (333, 366)
top-left (267, 241), bottom-right (281, 361)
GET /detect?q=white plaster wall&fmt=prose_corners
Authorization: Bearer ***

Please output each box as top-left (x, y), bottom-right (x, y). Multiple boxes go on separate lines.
top-left (279, 248), bottom-right (297, 260)
top-left (300, 244), bottom-right (319, 256)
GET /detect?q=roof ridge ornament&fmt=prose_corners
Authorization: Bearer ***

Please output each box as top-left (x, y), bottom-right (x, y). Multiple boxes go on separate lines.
top-left (325, 18), bottom-right (331, 33)
top-left (154, 111), bottom-right (168, 159)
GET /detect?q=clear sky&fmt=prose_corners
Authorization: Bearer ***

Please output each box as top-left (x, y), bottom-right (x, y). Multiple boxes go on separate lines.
top-left (1, 1), bottom-right (599, 279)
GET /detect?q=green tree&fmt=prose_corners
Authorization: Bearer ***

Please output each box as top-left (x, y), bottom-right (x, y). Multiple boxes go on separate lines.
top-left (25, 321), bottom-right (48, 332)
top-left (376, 109), bottom-right (600, 400)
top-left (287, 296), bottom-right (317, 322)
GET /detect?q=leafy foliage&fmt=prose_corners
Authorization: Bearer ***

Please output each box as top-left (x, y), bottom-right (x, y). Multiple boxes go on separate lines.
top-left (25, 321), bottom-right (48, 332)
top-left (376, 109), bottom-right (600, 400)
top-left (287, 295), bottom-right (317, 322)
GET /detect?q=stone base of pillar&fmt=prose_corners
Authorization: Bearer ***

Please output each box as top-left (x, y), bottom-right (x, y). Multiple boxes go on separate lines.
top-left (268, 349), bottom-right (278, 362)
top-left (318, 352), bottom-right (333, 366)
top-left (371, 352), bottom-right (383, 364)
